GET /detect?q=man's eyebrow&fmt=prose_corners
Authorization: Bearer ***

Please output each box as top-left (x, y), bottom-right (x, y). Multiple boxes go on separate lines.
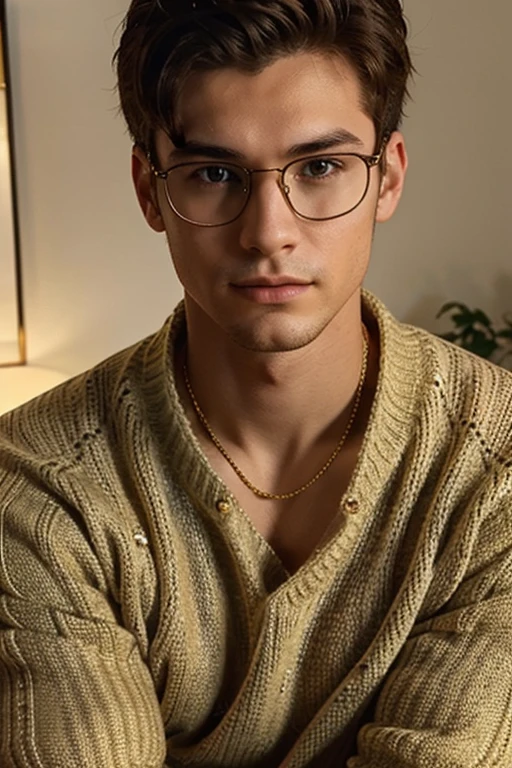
top-left (166, 129), bottom-right (365, 164)
top-left (168, 142), bottom-right (244, 162)
top-left (286, 129), bottom-right (365, 156)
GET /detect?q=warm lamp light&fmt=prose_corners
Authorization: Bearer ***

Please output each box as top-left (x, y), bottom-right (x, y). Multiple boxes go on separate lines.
top-left (0, 365), bottom-right (69, 415)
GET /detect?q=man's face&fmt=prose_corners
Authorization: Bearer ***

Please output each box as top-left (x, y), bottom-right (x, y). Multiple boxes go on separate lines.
top-left (133, 52), bottom-right (407, 353)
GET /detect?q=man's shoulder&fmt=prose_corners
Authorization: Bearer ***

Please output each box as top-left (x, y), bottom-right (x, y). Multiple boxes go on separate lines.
top-left (366, 292), bottom-right (512, 462)
top-left (409, 318), bottom-right (512, 406)
top-left (0, 312), bottom-right (179, 465)
top-left (413, 323), bottom-right (512, 460)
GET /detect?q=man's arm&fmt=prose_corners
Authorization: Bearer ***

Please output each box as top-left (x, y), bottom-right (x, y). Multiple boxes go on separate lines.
top-left (349, 476), bottom-right (512, 767)
top-left (0, 472), bottom-right (168, 767)
top-left (351, 594), bottom-right (512, 766)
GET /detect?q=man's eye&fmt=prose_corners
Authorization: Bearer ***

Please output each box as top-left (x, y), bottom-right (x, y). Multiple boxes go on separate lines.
top-left (300, 158), bottom-right (343, 178)
top-left (196, 166), bottom-right (236, 184)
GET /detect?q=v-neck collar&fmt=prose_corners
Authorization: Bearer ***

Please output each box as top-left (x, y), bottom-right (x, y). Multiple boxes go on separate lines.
top-left (142, 291), bottom-right (428, 599)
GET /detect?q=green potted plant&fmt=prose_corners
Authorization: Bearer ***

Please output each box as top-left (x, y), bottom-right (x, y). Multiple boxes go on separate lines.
top-left (437, 302), bottom-right (512, 368)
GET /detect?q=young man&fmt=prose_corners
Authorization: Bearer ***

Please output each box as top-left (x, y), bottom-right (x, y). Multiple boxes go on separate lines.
top-left (1, 1), bottom-right (511, 766)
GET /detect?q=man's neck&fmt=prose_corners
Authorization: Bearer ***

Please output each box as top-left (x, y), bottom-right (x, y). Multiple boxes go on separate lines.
top-left (176, 294), bottom-right (374, 476)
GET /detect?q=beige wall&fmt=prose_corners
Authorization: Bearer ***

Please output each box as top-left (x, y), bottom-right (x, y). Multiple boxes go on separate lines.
top-left (368, 0), bottom-right (512, 329)
top-left (4, 0), bottom-right (512, 376)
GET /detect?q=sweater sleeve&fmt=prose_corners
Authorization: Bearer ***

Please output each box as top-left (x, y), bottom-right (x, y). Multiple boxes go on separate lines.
top-left (349, 478), bottom-right (512, 768)
top-left (0, 467), bottom-right (169, 767)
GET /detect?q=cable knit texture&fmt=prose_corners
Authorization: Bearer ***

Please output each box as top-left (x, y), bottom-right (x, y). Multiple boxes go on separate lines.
top-left (0, 292), bottom-right (511, 767)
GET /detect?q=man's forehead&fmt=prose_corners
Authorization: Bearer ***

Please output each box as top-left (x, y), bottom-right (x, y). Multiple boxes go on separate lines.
top-left (178, 51), bottom-right (362, 112)
top-left (160, 52), bottom-right (374, 160)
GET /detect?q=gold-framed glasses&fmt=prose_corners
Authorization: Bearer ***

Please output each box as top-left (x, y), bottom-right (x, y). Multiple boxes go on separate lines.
top-left (150, 145), bottom-right (386, 227)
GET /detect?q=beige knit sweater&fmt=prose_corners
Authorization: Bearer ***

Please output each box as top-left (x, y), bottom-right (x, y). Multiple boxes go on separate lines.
top-left (1, 292), bottom-right (512, 768)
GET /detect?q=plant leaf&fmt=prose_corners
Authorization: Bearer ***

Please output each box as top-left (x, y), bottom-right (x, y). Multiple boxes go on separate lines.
top-left (472, 309), bottom-right (493, 328)
top-left (440, 331), bottom-right (460, 343)
top-left (452, 309), bottom-right (477, 328)
top-left (468, 335), bottom-right (499, 359)
top-left (436, 302), bottom-right (468, 319)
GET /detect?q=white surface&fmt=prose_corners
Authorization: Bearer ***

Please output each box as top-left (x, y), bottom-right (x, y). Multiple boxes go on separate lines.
top-left (0, 365), bottom-right (69, 415)
top-left (3, 0), bottom-right (511, 375)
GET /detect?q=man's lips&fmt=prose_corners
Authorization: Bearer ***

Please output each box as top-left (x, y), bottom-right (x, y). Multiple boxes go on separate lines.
top-left (230, 277), bottom-right (312, 304)
top-left (232, 276), bottom-right (311, 288)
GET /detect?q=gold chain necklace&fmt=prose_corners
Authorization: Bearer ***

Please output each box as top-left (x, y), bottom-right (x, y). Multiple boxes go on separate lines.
top-left (183, 327), bottom-right (369, 501)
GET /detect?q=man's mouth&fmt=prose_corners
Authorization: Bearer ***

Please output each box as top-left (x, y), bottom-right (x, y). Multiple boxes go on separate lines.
top-left (230, 277), bottom-right (312, 304)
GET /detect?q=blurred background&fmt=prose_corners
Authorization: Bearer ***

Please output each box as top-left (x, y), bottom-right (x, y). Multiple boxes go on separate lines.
top-left (0, 0), bottom-right (511, 411)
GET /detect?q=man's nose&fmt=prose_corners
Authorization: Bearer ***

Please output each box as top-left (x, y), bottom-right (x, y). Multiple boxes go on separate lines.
top-left (237, 171), bottom-right (301, 256)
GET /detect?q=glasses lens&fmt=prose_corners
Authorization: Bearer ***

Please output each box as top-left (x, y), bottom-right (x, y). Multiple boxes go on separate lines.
top-left (284, 155), bottom-right (370, 220)
top-left (165, 162), bottom-right (248, 225)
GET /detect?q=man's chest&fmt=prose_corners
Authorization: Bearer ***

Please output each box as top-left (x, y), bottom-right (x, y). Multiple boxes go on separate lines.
top-left (198, 438), bottom-right (364, 574)
top-left (152, 483), bottom-right (410, 768)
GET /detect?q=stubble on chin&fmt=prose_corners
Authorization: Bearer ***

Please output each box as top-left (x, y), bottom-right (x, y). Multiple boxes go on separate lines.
top-left (225, 313), bottom-right (335, 354)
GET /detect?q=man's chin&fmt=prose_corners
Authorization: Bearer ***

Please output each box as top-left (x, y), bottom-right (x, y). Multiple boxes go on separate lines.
top-left (225, 319), bottom-right (329, 354)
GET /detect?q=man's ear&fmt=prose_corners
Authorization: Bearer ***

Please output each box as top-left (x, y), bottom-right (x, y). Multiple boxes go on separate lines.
top-left (132, 145), bottom-right (166, 233)
top-left (375, 131), bottom-right (408, 223)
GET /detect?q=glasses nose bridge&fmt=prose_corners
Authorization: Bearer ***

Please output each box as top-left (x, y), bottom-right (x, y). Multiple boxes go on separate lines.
top-left (247, 166), bottom-right (289, 197)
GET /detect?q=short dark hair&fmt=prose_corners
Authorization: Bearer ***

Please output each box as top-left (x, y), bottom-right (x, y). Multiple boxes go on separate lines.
top-left (114, 0), bottom-right (413, 158)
